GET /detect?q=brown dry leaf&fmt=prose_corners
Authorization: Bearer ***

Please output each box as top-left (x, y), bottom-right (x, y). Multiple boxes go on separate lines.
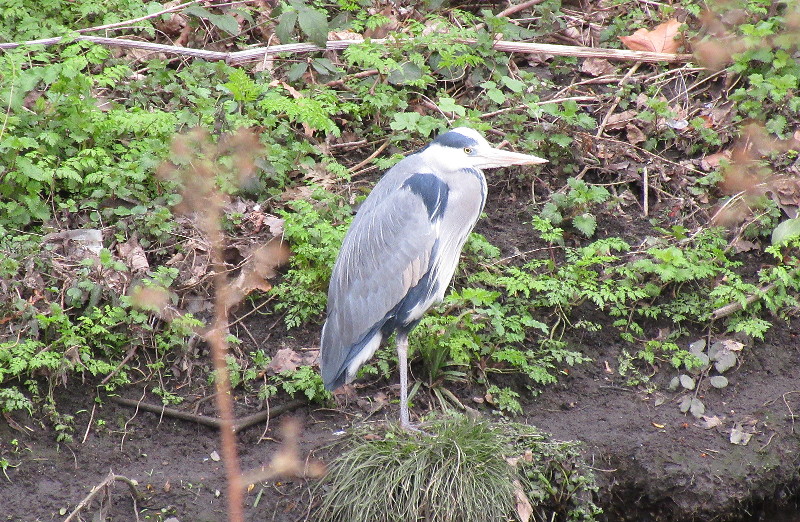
top-left (605, 110), bottom-right (637, 130)
top-left (626, 123), bottom-right (646, 145)
top-left (117, 239), bottom-right (150, 273)
top-left (581, 58), bottom-right (615, 77)
top-left (279, 185), bottom-right (314, 202)
top-left (266, 348), bottom-right (303, 375)
top-left (155, 12), bottom-right (188, 38)
top-left (328, 30), bottom-right (362, 40)
top-left (263, 215), bottom-right (284, 236)
top-left (721, 339), bottom-right (744, 351)
top-left (700, 150), bottom-right (732, 171)
top-left (513, 480), bottom-right (533, 522)
top-left (265, 347), bottom-right (319, 376)
top-left (767, 176), bottom-right (800, 218)
top-left (730, 238), bottom-right (759, 253)
top-left (303, 163), bottom-right (340, 189)
top-left (619, 19), bottom-right (683, 53)
top-left (699, 415), bottom-right (724, 430)
top-left (730, 424), bottom-right (754, 445)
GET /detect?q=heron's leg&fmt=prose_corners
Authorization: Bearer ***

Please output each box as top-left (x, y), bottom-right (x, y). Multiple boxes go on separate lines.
top-left (396, 332), bottom-right (411, 429)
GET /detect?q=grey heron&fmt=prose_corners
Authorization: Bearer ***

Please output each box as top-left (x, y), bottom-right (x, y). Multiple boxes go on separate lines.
top-left (320, 127), bottom-right (547, 430)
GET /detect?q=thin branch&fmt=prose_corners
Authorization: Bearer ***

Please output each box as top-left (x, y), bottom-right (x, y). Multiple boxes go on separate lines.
top-left (596, 62), bottom-right (642, 139)
top-left (709, 275), bottom-right (795, 321)
top-left (496, 0), bottom-right (548, 18)
top-left (350, 139), bottom-right (391, 173)
top-left (75, 0), bottom-right (204, 34)
top-left (480, 95), bottom-right (597, 119)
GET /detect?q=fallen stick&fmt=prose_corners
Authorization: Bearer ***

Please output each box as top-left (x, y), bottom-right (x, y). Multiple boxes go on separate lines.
top-left (0, 35), bottom-right (694, 65)
top-left (110, 396), bottom-right (306, 433)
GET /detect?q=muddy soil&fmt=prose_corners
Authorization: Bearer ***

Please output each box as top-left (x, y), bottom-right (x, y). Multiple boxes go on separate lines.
top-left (3, 175), bottom-right (800, 522)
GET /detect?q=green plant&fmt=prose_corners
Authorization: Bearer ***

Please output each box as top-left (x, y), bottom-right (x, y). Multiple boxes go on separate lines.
top-left (273, 194), bottom-right (351, 328)
top-left (668, 338), bottom-right (743, 418)
top-left (0, 0), bottom-right (153, 40)
top-left (540, 178), bottom-right (612, 237)
top-left (317, 415), bottom-right (601, 521)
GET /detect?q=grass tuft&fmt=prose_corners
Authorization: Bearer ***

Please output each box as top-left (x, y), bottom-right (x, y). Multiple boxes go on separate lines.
top-left (316, 414), bottom-right (601, 521)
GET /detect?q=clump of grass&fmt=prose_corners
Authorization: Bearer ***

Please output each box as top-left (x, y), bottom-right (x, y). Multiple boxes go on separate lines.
top-left (316, 415), bottom-right (601, 521)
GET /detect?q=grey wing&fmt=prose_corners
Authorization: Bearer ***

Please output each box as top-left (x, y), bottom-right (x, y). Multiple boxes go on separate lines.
top-left (321, 186), bottom-right (437, 387)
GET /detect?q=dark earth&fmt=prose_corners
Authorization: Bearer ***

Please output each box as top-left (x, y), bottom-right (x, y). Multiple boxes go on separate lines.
top-left (3, 169), bottom-right (800, 522)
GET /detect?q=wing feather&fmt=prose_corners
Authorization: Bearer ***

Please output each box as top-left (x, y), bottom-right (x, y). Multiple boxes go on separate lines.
top-left (321, 181), bottom-right (438, 388)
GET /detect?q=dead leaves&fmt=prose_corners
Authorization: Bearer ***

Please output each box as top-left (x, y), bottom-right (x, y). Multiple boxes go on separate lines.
top-left (506, 451), bottom-right (535, 522)
top-left (265, 347), bottom-right (318, 375)
top-left (619, 19), bottom-right (683, 54)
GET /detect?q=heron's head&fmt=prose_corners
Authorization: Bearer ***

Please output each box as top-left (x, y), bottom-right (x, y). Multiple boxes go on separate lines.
top-left (421, 127), bottom-right (547, 172)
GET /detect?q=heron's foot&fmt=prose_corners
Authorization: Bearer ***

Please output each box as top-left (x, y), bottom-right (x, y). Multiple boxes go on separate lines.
top-left (399, 420), bottom-right (433, 436)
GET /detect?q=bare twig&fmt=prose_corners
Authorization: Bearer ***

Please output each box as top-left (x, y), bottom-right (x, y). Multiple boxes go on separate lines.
top-left (81, 402), bottom-right (97, 445)
top-left (496, 0), bottom-right (548, 18)
top-left (596, 62), bottom-right (642, 139)
top-left (64, 470), bottom-right (140, 522)
top-left (591, 134), bottom-right (705, 175)
top-left (350, 139), bottom-right (391, 173)
top-left (480, 95), bottom-right (596, 119)
top-left (100, 345), bottom-right (138, 385)
top-left (75, 0), bottom-right (204, 34)
top-left (783, 391), bottom-right (799, 434)
top-left (110, 396), bottom-right (306, 432)
top-left (709, 269), bottom-right (799, 320)
top-left (643, 166), bottom-right (649, 216)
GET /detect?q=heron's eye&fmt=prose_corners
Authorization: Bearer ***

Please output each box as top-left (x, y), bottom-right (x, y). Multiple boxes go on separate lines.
top-left (463, 147), bottom-right (473, 155)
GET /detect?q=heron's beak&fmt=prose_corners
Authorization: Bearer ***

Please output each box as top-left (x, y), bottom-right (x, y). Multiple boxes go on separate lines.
top-left (477, 147), bottom-right (548, 169)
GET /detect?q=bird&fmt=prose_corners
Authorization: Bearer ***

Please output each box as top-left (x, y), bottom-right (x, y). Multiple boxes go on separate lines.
top-left (320, 127), bottom-right (547, 430)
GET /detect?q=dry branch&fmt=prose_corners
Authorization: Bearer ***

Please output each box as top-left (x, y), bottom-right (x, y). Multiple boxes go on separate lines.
top-left (0, 35), bottom-right (695, 65)
top-left (110, 396), bottom-right (306, 432)
top-left (64, 470), bottom-right (140, 522)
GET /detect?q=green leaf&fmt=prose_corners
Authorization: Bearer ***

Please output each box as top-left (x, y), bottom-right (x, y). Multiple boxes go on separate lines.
top-left (297, 7), bottom-right (328, 47)
top-left (184, 5), bottom-right (240, 35)
top-left (390, 112), bottom-right (421, 132)
top-left (549, 133), bottom-right (573, 148)
top-left (437, 97), bottom-right (466, 117)
top-left (689, 398), bottom-right (705, 418)
top-left (573, 213), bottom-right (597, 237)
top-left (207, 13), bottom-right (240, 36)
top-left (287, 62), bottom-right (309, 82)
top-left (387, 62), bottom-right (424, 85)
top-left (487, 88), bottom-right (506, 104)
top-left (500, 75), bottom-right (525, 93)
top-left (275, 10), bottom-right (298, 44)
top-left (771, 218), bottom-right (800, 245)
top-left (311, 57), bottom-right (340, 76)
top-left (713, 351), bottom-right (737, 373)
